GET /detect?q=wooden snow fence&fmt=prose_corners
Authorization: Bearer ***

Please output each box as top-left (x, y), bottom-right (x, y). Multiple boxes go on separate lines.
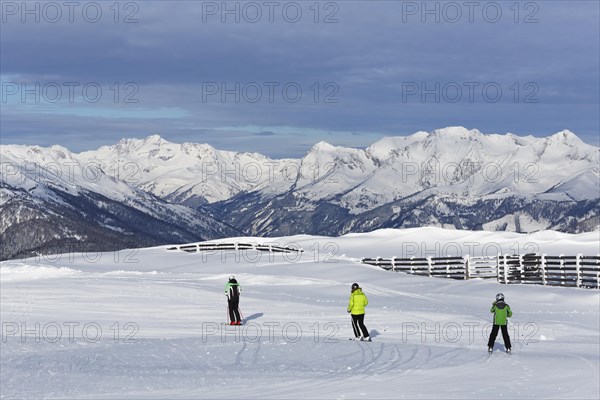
top-left (166, 242), bottom-right (303, 254)
top-left (360, 255), bottom-right (497, 280)
top-left (362, 254), bottom-right (600, 289)
top-left (498, 254), bottom-right (600, 289)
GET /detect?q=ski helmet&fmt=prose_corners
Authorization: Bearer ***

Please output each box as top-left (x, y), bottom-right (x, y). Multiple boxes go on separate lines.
top-left (229, 275), bottom-right (235, 280)
top-left (496, 293), bottom-right (504, 301)
top-left (351, 283), bottom-right (360, 291)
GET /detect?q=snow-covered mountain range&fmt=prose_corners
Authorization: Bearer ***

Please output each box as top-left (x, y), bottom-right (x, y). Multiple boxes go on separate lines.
top-left (0, 143), bottom-right (240, 260)
top-left (80, 128), bottom-right (599, 208)
top-left (1, 127), bottom-right (598, 259)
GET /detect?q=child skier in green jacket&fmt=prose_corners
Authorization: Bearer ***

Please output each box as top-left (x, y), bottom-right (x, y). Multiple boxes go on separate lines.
top-left (488, 293), bottom-right (512, 353)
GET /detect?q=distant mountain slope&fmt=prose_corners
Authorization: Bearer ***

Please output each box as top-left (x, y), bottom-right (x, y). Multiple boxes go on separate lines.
top-left (0, 144), bottom-right (240, 260)
top-left (202, 127), bottom-right (599, 235)
top-left (81, 128), bottom-right (599, 210)
top-left (79, 135), bottom-right (296, 208)
top-left (1, 127), bottom-right (598, 260)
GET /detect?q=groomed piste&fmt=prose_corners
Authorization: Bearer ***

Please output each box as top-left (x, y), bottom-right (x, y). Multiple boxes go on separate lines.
top-left (1, 228), bottom-right (599, 399)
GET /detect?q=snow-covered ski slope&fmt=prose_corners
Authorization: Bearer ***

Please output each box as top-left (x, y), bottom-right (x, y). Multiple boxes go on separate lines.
top-left (1, 228), bottom-right (599, 399)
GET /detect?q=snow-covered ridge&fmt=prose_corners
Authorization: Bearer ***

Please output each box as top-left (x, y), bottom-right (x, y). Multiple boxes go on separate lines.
top-left (171, 227), bottom-right (600, 258)
top-left (0, 139), bottom-right (241, 260)
top-left (19, 126), bottom-right (594, 210)
top-left (2, 127), bottom-right (598, 246)
top-left (76, 134), bottom-right (297, 205)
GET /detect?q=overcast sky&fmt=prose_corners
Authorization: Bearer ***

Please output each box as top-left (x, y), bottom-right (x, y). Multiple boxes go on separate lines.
top-left (1, 1), bottom-right (598, 157)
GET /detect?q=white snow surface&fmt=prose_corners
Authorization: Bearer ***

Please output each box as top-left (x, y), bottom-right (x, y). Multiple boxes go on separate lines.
top-left (1, 228), bottom-right (599, 399)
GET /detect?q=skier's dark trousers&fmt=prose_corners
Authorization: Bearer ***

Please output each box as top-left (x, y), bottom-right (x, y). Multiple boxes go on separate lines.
top-left (225, 276), bottom-right (242, 325)
top-left (487, 293), bottom-right (512, 352)
top-left (348, 283), bottom-right (370, 341)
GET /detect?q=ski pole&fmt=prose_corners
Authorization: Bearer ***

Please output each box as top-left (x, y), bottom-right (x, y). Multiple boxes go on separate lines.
top-left (350, 315), bottom-right (358, 338)
top-left (372, 319), bottom-right (387, 332)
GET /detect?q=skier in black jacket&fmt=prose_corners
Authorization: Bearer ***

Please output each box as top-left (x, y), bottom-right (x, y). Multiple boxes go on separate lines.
top-left (225, 275), bottom-right (242, 325)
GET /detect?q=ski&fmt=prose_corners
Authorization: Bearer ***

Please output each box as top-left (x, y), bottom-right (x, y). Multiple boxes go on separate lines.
top-left (487, 348), bottom-right (511, 354)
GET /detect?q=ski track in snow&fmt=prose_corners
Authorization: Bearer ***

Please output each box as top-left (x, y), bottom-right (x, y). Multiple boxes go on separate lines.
top-left (1, 230), bottom-right (599, 399)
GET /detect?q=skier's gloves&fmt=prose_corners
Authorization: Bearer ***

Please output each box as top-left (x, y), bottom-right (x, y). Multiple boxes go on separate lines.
top-left (347, 310), bottom-right (351, 313)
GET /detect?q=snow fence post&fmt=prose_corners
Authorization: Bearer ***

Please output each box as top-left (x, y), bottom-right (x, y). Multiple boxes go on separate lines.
top-left (559, 254), bottom-right (565, 286)
top-left (391, 256), bottom-right (396, 272)
top-left (410, 257), bottom-right (415, 275)
top-left (503, 254), bottom-right (508, 284)
top-left (541, 254), bottom-right (547, 286)
top-left (518, 254), bottom-right (524, 284)
top-left (496, 254), bottom-right (501, 283)
top-left (576, 253), bottom-right (582, 288)
top-left (464, 255), bottom-right (470, 280)
top-left (427, 256), bottom-right (432, 277)
top-left (596, 254), bottom-right (600, 289)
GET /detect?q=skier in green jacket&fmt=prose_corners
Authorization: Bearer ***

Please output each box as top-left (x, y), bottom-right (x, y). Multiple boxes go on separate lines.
top-left (348, 283), bottom-right (370, 341)
top-left (488, 293), bottom-right (512, 353)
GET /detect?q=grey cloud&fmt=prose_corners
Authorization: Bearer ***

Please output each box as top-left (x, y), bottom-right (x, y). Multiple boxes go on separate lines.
top-left (1, 1), bottom-right (598, 153)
